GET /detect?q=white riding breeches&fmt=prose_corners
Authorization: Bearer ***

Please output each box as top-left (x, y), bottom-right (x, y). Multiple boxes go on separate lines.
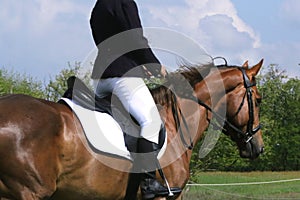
top-left (93, 77), bottom-right (161, 144)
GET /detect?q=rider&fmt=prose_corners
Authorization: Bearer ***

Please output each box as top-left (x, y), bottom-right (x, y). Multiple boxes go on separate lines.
top-left (90, 0), bottom-right (181, 199)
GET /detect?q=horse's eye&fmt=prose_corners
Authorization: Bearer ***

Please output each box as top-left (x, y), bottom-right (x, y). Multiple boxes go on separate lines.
top-left (256, 98), bottom-right (262, 105)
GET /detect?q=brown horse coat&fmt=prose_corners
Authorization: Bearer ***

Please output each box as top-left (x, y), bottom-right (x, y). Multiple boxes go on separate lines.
top-left (0, 60), bottom-right (264, 200)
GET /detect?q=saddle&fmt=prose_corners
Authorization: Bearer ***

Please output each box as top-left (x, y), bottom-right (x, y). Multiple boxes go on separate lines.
top-left (60, 76), bottom-right (165, 154)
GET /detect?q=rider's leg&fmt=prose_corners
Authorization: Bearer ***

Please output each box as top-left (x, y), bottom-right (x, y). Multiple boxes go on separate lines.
top-left (94, 77), bottom-right (181, 199)
top-left (94, 77), bottom-right (161, 143)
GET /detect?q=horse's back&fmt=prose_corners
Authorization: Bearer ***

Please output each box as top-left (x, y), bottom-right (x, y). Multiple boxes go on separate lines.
top-left (0, 94), bottom-right (64, 199)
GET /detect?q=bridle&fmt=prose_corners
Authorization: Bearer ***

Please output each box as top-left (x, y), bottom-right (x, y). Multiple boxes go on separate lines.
top-left (239, 68), bottom-right (262, 142)
top-left (175, 65), bottom-right (262, 150)
top-left (196, 67), bottom-right (262, 144)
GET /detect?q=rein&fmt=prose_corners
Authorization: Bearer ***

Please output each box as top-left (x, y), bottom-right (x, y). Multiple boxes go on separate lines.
top-left (170, 90), bottom-right (194, 150)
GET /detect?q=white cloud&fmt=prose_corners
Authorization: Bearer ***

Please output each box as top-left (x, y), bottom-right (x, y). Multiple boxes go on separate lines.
top-left (145, 0), bottom-right (261, 50)
top-left (0, 0), bottom-right (90, 35)
top-left (199, 15), bottom-right (254, 53)
top-left (34, 0), bottom-right (89, 31)
top-left (141, 0), bottom-right (300, 77)
top-left (0, 0), bottom-right (94, 78)
top-left (1, 0), bottom-right (298, 78)
top-left (0, 1), bottom-right (22, 33)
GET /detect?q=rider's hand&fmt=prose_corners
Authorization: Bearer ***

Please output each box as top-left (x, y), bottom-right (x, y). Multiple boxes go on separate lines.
top-left (160, 65), bottom-right (168, 78)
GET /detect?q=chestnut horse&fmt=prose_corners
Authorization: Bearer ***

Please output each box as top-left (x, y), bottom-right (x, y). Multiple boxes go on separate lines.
top-left (0, 60), bottom-right (264, 200)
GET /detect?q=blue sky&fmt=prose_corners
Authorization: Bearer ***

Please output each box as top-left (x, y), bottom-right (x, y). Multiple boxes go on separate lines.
top-left (0, 0), bottom-right (299, 81)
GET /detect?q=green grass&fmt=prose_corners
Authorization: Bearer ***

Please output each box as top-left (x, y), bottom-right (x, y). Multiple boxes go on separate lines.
top-left (183, 171), bottom-right (300, 200)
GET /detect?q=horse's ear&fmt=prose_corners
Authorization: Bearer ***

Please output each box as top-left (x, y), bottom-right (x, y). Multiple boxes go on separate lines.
top-left (242, 60), bottom-right (249, 69)
top-left (248, 59), bottom-right (263, 76)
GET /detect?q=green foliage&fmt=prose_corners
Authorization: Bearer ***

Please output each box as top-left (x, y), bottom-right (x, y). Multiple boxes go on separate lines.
top-left (44, 62), bottom-right (91, 102)
top-left (0, 69), bottom-right (45, 98)
top-left (255, 65), bottom-right (300, 171)
top-left (0, 62), bottom-right (91, 101)
top-left (44, 62), bottom-right (80, 101)
top-left (144, 77), bottom-right (166, 89)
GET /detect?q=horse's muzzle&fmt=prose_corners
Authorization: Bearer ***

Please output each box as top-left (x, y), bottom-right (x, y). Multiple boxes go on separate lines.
top-left (240, 141), bottom-right (264, 160)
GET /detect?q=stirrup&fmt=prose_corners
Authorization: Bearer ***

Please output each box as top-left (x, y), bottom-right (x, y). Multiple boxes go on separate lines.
top-left (141, 178), bottom-right (181, 199)
top-left (155, 160), bottom-right (175, 196)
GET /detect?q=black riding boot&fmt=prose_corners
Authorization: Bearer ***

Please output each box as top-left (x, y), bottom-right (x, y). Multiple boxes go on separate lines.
top-left (138, 138), bottom-right (182, 200)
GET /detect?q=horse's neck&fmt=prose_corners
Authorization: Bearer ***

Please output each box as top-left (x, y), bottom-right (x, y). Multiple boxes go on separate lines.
top-left (196, 68), bottom-right (241, 107)
top-left (184, 68), bottom-right (243, 148)
top-left (159, 97), bottom-right (210, 187)
top-left (159, 67), bottom-right (244, 187)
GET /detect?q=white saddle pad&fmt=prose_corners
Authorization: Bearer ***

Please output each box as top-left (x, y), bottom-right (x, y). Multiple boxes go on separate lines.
top-left (60, 98), bottom-right (167, 160)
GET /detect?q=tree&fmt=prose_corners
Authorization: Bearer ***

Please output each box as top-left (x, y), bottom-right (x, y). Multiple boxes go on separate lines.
top-left (0, 69), bottom-right (45, 98)
top-left (45, 62), bottom-right (91, 102)
top-left (273, 78), bottom-right (300, 170)
top-left (256, 65), bottom-right (300, 170)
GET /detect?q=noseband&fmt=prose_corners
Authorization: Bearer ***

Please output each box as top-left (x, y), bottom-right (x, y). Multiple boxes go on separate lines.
top-left (196, 67), bottom-right (262, 144)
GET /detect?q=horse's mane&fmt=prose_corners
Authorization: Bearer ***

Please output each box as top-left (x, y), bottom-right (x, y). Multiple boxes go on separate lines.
top-left (150, 62), bottom-right (241, 134)
top-left (150, 62), bottom-right (213, 106)
top-left (170, 63), bottom-right (213, 87)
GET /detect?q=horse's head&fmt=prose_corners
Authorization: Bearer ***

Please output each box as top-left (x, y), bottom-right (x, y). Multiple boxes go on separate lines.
top-left (221, 60), bottom-right (264, 159)
top-left (154, 59), bottom-right (264, 160)
top-left (191, 59), bottom-right (264, 160)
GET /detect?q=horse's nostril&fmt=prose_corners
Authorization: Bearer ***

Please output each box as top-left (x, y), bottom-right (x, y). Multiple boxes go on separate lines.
top-left (260, 147), bottom-right (265, 154)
